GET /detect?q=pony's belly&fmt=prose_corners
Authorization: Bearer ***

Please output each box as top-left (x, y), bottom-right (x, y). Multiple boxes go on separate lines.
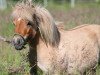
top-left (67, 46), bottom-right (99, 74)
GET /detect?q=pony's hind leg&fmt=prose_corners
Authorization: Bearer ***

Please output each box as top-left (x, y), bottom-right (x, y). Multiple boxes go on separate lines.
top-left (87, 69), bottom-right (96, 75)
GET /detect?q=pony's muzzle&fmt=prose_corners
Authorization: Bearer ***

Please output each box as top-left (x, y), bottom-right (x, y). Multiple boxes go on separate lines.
top-left (12, 34), bottom-right (26, 50)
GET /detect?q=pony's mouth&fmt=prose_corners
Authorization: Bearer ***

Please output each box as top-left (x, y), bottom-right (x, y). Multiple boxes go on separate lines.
top-left (12, 34), bottom-right (27, 50)
top-left (13, 43), bottom-right (26, 50)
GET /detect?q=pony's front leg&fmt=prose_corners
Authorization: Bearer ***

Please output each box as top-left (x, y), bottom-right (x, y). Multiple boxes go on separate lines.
top-left (30, 65), bottom-right (37, 75)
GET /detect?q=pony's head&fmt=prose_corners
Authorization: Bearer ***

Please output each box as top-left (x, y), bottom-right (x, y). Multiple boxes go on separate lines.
top-left (12, 18), bottom-right (37, 50)
top-left (11, 1), bottom-right (60, 50)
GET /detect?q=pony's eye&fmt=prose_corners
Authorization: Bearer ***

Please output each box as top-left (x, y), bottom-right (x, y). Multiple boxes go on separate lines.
top-left (27, 21), bottom-right (32, 26)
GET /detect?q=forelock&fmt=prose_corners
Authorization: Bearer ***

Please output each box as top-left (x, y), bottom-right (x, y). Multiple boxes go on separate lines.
top-left (12, 1), bottom-right (35, 22)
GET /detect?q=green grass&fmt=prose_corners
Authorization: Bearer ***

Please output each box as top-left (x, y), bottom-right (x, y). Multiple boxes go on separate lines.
top-left (47, 2), bottom-right (100, 29)
top-left (0, 21), bottom-right (30, 74)
top-left (0, 42), bottom-right (30, 75)
top-left (0, 1), bottom-right (100, 75)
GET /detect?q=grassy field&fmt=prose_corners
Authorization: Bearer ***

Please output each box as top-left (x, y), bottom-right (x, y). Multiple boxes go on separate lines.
top-left (0, 1), bottom-right (100, 75)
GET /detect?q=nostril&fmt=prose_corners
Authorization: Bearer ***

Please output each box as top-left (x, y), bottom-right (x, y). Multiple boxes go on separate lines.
top-left (16, 38), bottom-right (23, 45)
top-left (17, 39), bottom-right (20, 44)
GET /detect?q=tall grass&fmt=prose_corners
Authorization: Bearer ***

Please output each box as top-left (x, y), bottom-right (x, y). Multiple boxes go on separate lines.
top-left (0, 1), bottom-right (100, 75)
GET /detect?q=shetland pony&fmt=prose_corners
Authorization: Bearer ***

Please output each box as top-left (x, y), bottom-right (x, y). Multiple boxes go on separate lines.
top-left (11, 1), bottom-right (100, 75)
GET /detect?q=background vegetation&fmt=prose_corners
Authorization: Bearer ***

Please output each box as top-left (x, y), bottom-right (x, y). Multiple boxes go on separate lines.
top-left (0, 0), bottom-right (100, 75)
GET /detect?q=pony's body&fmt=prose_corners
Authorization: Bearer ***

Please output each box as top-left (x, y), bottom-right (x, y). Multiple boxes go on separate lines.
top-left (30, 25), bottom-right (99, 75)
top-left (12, 1), bottom-right (100, 75)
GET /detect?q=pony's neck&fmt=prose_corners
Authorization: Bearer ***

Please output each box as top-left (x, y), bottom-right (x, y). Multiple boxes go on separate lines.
top-left (28, 33), bottom-right (39, 47)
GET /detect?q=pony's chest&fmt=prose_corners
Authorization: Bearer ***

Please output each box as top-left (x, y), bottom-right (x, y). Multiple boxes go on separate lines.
top-left (37, 45), bottom-right (57, 72)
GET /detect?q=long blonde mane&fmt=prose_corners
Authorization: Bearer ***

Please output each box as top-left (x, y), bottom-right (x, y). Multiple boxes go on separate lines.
top-left (12, 0), bottom-right (60, 46)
